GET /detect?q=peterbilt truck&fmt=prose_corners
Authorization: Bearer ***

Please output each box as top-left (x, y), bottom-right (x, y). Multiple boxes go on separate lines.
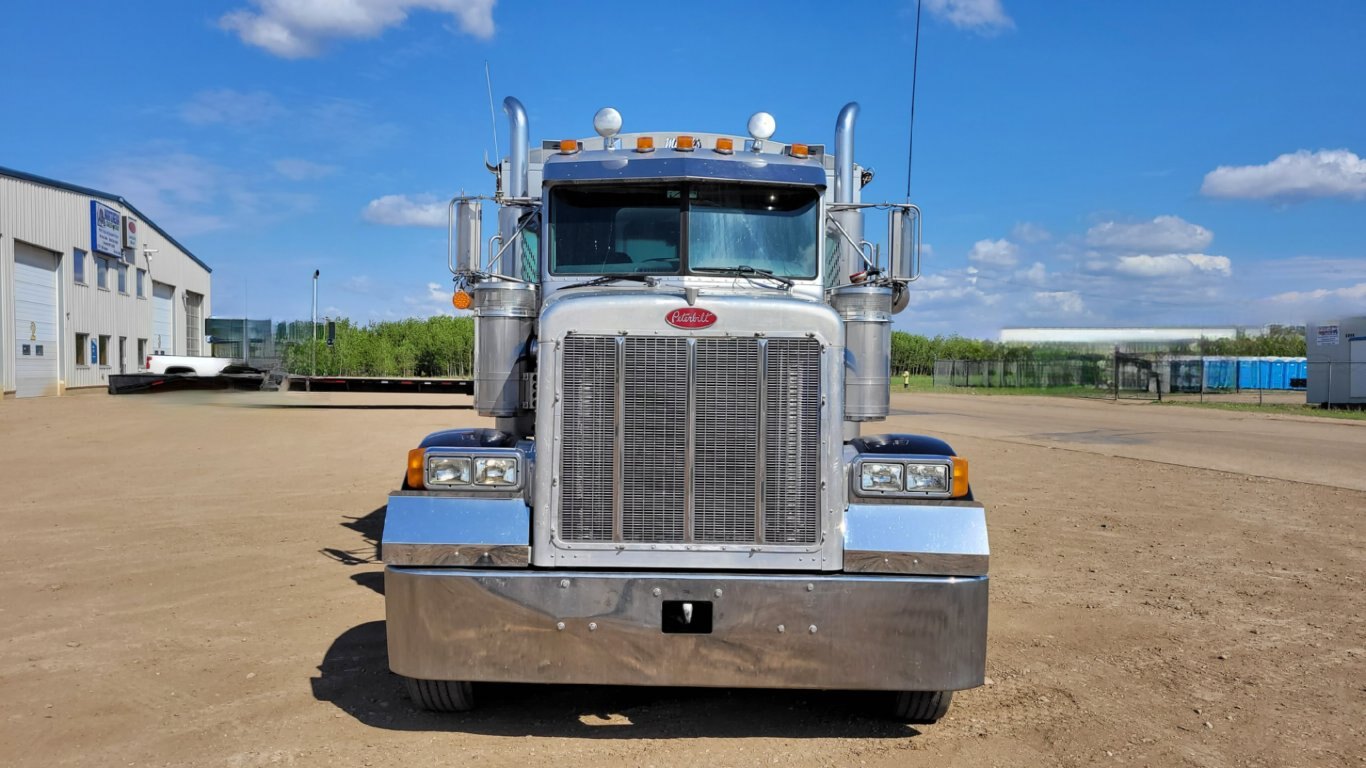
top-left (382, 98), bottom-right (989, 723)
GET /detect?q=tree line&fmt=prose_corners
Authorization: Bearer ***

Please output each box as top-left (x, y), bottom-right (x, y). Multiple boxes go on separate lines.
top-left (277, 317), bottom-right (1307, 378)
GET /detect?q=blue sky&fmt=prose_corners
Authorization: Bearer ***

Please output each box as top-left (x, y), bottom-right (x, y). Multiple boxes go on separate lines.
top-left (4, 0), bottom-right (1364, 337)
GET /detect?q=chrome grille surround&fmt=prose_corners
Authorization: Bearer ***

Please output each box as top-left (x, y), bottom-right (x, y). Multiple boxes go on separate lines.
top-left (556, 333), bottom-right (822, 548)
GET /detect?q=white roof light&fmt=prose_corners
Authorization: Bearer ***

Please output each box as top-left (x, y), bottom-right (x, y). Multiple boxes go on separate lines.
top-left (747, 112), bottom-right (776, 141)
top-left (593, 107), bottom-right (623, 138)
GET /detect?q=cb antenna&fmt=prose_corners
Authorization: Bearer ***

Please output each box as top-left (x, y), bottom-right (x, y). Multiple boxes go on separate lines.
top-left (905, 0), bottom-right (922, 200)
top-left (484, 61), bottom-right (499, 162)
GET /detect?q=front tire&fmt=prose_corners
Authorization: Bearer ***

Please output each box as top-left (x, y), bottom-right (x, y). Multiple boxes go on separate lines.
top-left (893, 690), bottom-right (953, 724)
top-left (404, 677), bottom-right (474, 712)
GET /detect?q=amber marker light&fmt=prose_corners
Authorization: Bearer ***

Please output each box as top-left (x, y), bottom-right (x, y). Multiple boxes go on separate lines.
top-left (675, 135), bottom-right (695, 151)
top-left (559, 139), bottom-right (579, 154)
top-left (452, 290), bottom-right (472, 310)
top-left (714, 137), bottom-right (734, 154)
top-left (951, 457), bottom-right (971, 498)
top-left (407, 448), bottom-right (427, 490)
top-left (788, 143), bottom-right (810, 159)
top-left (636, 136), bottom-right (655, 152)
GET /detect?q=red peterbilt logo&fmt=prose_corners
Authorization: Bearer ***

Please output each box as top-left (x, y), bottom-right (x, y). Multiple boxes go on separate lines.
top-left (665, 308), bottom-right (717, 329)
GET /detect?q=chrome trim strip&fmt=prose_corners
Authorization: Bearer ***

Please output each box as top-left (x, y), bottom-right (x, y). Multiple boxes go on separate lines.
top-left (385, 568), bottom-right (987, 691)
top-left (755, 337), bottom-right (768, 544)
top-left (684, 336), bottom-right (696, 543)
top-left (612, 336), bottom-right (625, 542)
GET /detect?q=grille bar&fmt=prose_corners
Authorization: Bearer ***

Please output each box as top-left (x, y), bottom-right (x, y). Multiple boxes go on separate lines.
top-left (559, 334), bottom-right (820, 546)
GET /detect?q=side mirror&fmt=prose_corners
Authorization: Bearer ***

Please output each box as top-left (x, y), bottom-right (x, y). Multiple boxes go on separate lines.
top-left (888, 206), bottom-right (920, 282)
top-left (451, 199), bottom-right (482, 274)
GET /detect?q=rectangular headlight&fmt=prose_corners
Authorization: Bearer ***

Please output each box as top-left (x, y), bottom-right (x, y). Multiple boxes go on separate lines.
top-left (904, 462), bottom-right (950, 493)
top-left (860, 462), bottom-right (904, 492)
top-left (426, 455), bottom-right (471, 486)
top-left (474, 456), bottom-right (519, 487)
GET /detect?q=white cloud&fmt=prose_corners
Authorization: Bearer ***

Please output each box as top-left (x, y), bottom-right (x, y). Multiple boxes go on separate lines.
top-left (220, 0), bottom-right (496, 58)
top-left (403, 282), bottom-right (456, 316)
top-left (924, 0), bottom-right (1014, 34)
top-left (274, 158), bottom-right (338, 180)
top-left (967, 238), bottom-right (1019, 267)
top-left (1018, 261), bottom-right (1047, 286)
top-left (1113, 253), bottom-right (1232, 278)
top-left (1010, 221), bottom-right (1051, 243)
top-left (1086, 215), bottom-right (1213, 252)
top-left (1269, 282), bottom-right (1366, 304)
top-left (362, 194), bottom-right (447, 227)
top-left (1201, 149), bottom-right (1366, 201)
top-left (179, 89), bottom-right (283, 126)
top-left (1032, 290), bottom-right (1084, 314)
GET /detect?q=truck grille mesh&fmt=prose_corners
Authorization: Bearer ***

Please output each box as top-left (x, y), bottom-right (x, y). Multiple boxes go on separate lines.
top-left (558, 334), bottom-right (821, 546)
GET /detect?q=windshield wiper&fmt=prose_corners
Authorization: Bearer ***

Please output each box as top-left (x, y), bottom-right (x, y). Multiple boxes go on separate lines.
top-left (562, 273), bottom-right (660, 290)
top-left (691, 265), bottom-right (794, 288)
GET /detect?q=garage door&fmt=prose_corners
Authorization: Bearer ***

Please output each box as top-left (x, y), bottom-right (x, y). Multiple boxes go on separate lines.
top-left (152, 282), bottom-right (174, 355)
top-left (13, 243), bottom-right (60, 397)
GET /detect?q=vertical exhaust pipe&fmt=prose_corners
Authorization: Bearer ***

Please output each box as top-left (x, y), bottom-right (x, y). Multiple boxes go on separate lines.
top-left (504, 97), bottom-right (529, 199)
top-left (834, 102), bottom-right (859, 204)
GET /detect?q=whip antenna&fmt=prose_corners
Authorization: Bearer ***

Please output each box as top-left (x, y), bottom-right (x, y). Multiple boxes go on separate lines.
top-left (905, 0), bottom-right (922, 200)
top-left (484, 61), bottom-right (499, 161)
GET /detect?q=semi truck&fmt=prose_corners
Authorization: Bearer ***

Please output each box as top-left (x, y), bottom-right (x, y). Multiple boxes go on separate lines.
top-left (382, 98), bottom-right (989, 723)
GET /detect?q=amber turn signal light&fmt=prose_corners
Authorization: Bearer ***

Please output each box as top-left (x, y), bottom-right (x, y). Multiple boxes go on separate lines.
top-left (452, 290), bottom-right (472, 310)
top-left (951, 457), bottom-right (970, 498)
top-left (406, 448), bottom-right (426, 490)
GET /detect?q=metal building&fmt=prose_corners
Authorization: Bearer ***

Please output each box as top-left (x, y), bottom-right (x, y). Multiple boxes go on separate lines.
top-left (1306, 316), bottom-right (1366, 406)
top-left (1, 167), bottom-right (212, 397)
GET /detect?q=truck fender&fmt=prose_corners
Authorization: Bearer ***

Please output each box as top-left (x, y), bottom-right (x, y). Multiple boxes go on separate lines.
top-left (850, 433), bottom-right (958, 456)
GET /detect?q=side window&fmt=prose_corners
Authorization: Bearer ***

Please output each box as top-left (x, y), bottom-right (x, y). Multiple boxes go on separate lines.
top-left (117, 263), bottom-right (128, 294)
top-left (518, 214), bottom-right (540, 284)
top-left (73, 249), bottom-right (86, 284)
top-left (137, 339), bottom-right (147, 368)
top-left (96, 258), bottom-right (109, 290)
top-left (75, 333), bottom-right (89, 366)
top-left (97, 335), bottom-right (110, 366)
top-left (136, 268), bottom-right (146, 298)
top-left (824, 231), bottom-right (842, 289)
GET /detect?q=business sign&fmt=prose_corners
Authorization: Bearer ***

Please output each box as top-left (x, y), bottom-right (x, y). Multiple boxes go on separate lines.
top-left (1317, 323), bottom-right (1340, 346)
top-left (122, 217), bottom-right (139, 251)
top-left (90, 200), bottom-right (122, 257)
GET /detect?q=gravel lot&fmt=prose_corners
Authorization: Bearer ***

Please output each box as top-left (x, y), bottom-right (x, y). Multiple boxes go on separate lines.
top-left (1, 391), bottom-right (1361, 767)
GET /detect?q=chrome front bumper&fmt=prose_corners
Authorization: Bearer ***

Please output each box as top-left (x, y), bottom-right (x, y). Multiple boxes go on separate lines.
top-left (385, 568), bottom-right (988, 691)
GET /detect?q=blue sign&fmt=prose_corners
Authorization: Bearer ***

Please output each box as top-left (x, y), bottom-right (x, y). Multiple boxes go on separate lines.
top-left (90, 339), bottom-right (98, 365)
top-left (91, 200), bottom-right (122, 257)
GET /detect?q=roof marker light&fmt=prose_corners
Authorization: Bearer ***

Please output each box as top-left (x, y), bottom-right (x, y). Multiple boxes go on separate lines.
top-left (788, 143), bottom-right (809, 159)
top-left (714, 137), bottom-right (734, 155)
top-left (675, 135), bottom-right (695, 152)
top-left (559, 139), bottom-right (579, 154)
top-left (636, 136), bottom-right (655, 153)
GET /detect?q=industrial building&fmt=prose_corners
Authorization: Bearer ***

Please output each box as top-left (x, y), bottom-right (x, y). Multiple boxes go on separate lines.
top-left (1, 167), bottom-right (212, 397)
top-left (1306, 316), bottom-right (1366, 406)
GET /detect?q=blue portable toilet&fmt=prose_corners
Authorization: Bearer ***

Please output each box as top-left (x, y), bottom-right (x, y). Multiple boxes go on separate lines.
top-left (1238, 358), bottom-right (1256, 389)
top-left (1270, 359), bottom-right (1287, 389)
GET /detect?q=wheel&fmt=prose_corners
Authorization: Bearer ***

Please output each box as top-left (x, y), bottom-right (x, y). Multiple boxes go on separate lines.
top-left (404, 677), bottom-right (474, 712)
top-left (893, 690), bottom-right (953, 724)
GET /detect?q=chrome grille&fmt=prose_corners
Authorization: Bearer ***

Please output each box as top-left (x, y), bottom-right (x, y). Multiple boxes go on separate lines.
top-left (558, 336), bottom-right (616, 541)
top-left (558, 333), bottom-right (821, 546)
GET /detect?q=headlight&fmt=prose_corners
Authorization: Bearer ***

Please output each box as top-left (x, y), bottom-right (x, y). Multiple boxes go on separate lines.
top-left (904, 462), bottom-right (949, 493)
top-left (860, 462), bottom-right (904, 492)
top-left (427, 456), bottom-right (471, 485)
top-left (474, 456), bottom-right (519, 487)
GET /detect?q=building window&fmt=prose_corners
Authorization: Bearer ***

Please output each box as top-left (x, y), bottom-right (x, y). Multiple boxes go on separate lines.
top-left (185, 291), bottom-right (204, 356)
top-left (98, 335), bottom-right (110, 367)
top-left (137, 339), bottom-right (147, 368)
top-left (117, 263), bottom-right (129, 294)
top-left (76, 333), bottom-right (89, 366)
top-left (97, 258), bottom-right (109, 290)
top-left (136, 268), bottom-right (146, 298)
top-left (73, 249), bottom-right (86, 284)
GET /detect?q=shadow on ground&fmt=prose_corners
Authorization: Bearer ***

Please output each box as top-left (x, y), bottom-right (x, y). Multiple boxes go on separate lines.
top-left (310, 621), bottom-right (920, 739)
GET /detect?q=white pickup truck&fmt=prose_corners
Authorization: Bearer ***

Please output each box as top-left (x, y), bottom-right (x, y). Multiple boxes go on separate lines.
top-left (144, 354), bottom-right (238, 376)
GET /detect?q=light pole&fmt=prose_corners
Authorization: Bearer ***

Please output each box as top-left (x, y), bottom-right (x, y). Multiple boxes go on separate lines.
top-left (310, 269), bottom-right (319, 391)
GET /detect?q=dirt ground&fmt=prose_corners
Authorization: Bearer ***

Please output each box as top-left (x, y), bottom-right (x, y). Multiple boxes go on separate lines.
top-left (1, 390), bottom-right (1361, 767)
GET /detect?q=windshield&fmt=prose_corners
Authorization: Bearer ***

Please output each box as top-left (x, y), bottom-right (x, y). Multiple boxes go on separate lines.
top-left (549, 182), bottom-right (820, 279)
